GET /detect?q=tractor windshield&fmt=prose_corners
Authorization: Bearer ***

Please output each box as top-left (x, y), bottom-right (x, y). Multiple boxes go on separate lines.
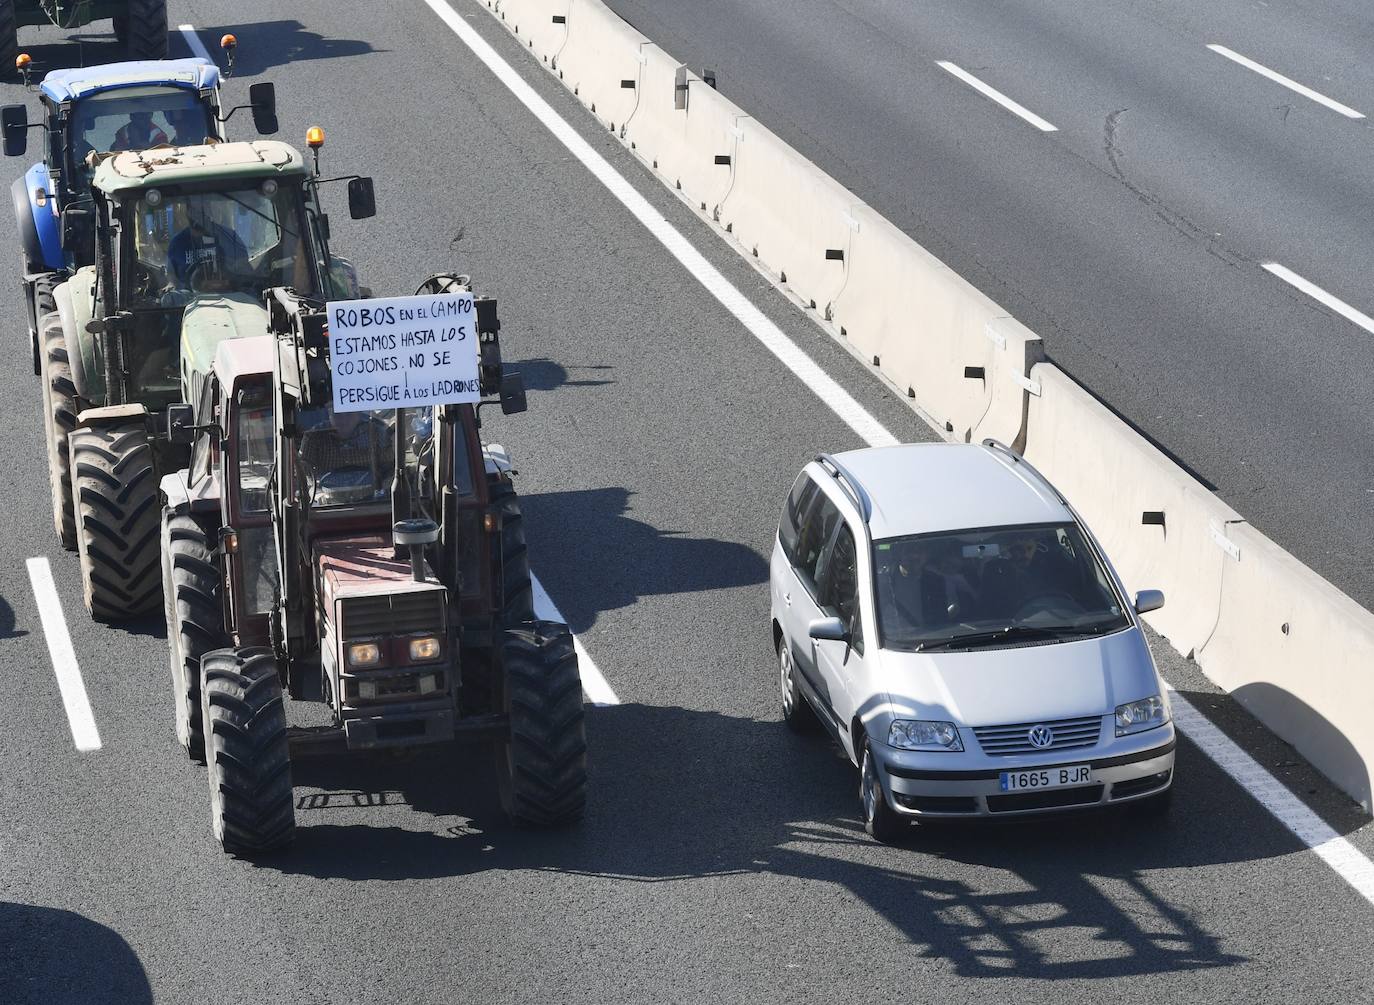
top-left (69, 85), bottom-right (211, 178)
top-left (296, 403), bottom-right (397, 508)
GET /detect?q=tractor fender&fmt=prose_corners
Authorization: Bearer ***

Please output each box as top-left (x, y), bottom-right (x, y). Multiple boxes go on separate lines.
top-left (76, 402), bottom-right (148, 429)
top-left (159, 469), bottom-right (223, 518)
top-left (53, 269), bottom-right (99, 401)
top-left (12, 164), bottom-right (62, 271)
top-left (483, 443), bottom-right (514, 476)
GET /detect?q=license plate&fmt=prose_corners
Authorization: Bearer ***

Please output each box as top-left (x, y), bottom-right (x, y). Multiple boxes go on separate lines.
top-left (998, 764), bottom-right (1093, 792)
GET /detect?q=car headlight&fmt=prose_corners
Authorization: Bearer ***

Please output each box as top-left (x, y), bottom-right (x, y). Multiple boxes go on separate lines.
top-left (347, 641), bottom-right (382, 668)
top-left (888, 719), bottom-right (963, 752)
top-left (408, 636), bottom-right (441, 662)
top-left (1115, 694), bottom-right (1168, 736)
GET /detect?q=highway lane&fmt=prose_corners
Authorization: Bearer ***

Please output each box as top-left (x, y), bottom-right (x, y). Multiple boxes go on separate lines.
top-left (1, 2), bottom-right (1373, 1001)
top-left (599, 0), bottom-right (1374, 614)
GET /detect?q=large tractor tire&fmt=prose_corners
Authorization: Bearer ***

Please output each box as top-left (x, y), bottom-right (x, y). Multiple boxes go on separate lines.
top-left (123, 0), bottom-right (167, 59)
top-left (0, 2), bottom-right (17, 81)
top-left (497, 622), bottom-right (587, 827)
top-left (38, 313), bottom-right (77, 551)
top-left (162, 509), bottom-right (228, 762)
top-left (71, 421), bottom-right (162, 620)
top-left (31, 274), bottom-right (58, 376)
top-left (489, 475), bottom-right (534, 626)
top-left (201, 648), bottom-right (295, 854)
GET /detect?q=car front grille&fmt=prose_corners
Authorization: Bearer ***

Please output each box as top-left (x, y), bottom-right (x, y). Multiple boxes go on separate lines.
top-left (972, 715), bottom-right (1102, 756)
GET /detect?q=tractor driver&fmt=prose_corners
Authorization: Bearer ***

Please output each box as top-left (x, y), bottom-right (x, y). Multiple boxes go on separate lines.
top-left (166, 194), bottom-right (251, 291)
top-left (114, 110), bottom-right (168, 150)
top-left (297, 407), bottom-right (395, 506)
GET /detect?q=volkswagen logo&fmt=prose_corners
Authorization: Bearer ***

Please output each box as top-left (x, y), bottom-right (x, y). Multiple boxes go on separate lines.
top-left (1027, 725), bottom-right (1055, 749)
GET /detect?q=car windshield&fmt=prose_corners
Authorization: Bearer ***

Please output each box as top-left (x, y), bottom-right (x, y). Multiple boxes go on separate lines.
top-left (296, 403), bottom-right (397, 508)
top-left (70, 85), bottom-right (210, 177)
top-left (872, 523), bottom-right (1130, 651)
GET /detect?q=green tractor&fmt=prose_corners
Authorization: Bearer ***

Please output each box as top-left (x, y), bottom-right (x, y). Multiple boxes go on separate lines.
top-left (0, 1), bottom-right (169, 70)
top-left (40, 134), bottom-right (374, 619)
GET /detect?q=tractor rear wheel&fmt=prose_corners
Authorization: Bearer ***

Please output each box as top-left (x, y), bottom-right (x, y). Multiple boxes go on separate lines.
top-left (162, 509), bottom-right (227, 761)
top-left (497, 622), bottom-right (587, 827)
top-left (112, 15), bottom-right (128, 42)
top-left (0, 3), bottom-right (17, 81)
top-left (71, 421), bottom-right (162, 620)
top-left (489, 475), bottom-right (534, 625)
top-left (38, 313), bottom-right (77, 551)
top-left (201, 648), bottom-right (295, 854)
top-left (123, 0), bottom-right (167, 59)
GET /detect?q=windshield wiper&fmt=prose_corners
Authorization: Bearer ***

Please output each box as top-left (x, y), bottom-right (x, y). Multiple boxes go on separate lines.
top-left (915, 624), bottom-right (1074, 652)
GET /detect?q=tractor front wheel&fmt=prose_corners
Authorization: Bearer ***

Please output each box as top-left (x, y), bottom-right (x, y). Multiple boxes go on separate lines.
top-left (123, 0), bottom-right (167, 59)
top-left (71, 421), bottom-right (162, 620)
top-left (38, 313), bottom-right (77, 551)
top-left (201, 648), bottom-right (295, 854)
top-left (496, 622), bottom-right (587, 827)
top-left (489, 475), bottom-right (534, 626)
top-left (162, 509), bottom-right (227, 761)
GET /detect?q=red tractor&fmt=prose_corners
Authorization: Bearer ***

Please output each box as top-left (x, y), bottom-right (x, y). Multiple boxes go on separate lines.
top-left (159, 280), bottom-right (586, 853)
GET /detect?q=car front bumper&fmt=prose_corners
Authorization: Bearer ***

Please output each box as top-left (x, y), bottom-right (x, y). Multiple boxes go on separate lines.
top-left (873, 725), bottom-right (1176, 818)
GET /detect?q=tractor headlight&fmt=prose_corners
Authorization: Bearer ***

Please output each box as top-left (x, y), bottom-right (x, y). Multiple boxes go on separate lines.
top-left (347, 641), bottom-right (382, 668)
top-left (1115, 695), bottom-right (1168, 736)
top-left (408, 636), bottom-right (441, 662)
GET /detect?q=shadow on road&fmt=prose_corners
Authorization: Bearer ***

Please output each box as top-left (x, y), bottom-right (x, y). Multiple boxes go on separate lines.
top-left (511, 357), bottom-right (615, 393)
top-left (0, 591), bottom-right (25, 639)
top-left (262, 696), bottom-right (1318, 980)
top-left (0, 902), bottom-right (151, 1004)
top-left (192, 21), bottom-right (378, 77)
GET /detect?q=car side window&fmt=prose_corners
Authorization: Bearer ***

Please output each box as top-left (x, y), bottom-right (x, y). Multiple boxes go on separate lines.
top-left (795, 490), bottom-right (842, 593)
top-left (819, 524), bottom-right (864, 654)
top-left (778, 472), bottom-right (819, 565)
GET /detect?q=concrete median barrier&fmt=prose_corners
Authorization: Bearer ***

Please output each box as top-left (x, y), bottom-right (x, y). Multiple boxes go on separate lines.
top-left (1198, 523), bottom-right (1374, 810)
top-left (493, 0), bottom-right (571, 62)
top-left (555, 3), bottom-right (649, 132)
top-left (1023, 363), bottom-right (1240, 657)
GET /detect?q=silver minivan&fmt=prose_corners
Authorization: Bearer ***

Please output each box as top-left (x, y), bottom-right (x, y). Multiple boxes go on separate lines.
top-left (769, 441), bottom-right (1175, 841)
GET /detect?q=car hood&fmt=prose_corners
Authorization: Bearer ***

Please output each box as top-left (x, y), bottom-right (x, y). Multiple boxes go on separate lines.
top-left (877, 628), bottom-right (1158, 726)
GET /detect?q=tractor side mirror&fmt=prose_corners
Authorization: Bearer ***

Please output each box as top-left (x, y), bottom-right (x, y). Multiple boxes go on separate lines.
top-left (2, 104), bottom-right (27, 157)
top-left (347, 176), bottom-right (376, 219)
top-left (166, 403), bottom-right (195, 445)
top-left (499, 371), bottom-right (527, 415)
top-left (249, 82), bottom-right (278, 135)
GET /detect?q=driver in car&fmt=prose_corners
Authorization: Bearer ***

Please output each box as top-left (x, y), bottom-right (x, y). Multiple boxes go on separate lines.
top-left (167, 195), bottom-right (251, 290)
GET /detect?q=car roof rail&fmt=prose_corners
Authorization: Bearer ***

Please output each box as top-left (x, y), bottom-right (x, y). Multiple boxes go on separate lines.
top-left (979, 438), bottom-right (1071, 508)
top-left (815, 453), bottom-right (872, 522)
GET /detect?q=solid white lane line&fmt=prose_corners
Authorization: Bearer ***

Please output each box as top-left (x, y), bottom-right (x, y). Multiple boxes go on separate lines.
top-left (1167, 687), bottom-right (1374, 907)
top-left (1262, 262), bottom-right (1374, 335)
top-left (26, 558), bottom-right (101, 752)
top-left (419, 0), bottom-right (898, 451)
top-left (936, 61), bottom-right (1058, 132)
top-left (176, 24), bottom-right (212, 63)
top-left (532, 574), bottom-right (619, 706)
top-left (430, 0), bottom-right (1374, 901)
top-left (1207, 44), bottom-right (1364, 119)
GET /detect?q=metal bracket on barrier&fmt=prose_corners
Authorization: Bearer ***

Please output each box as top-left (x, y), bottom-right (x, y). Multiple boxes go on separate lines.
top-left (1006, 367), bottom-right (1041, 396)
top-left (985, 321), bottom-right (1007, 350)
top-left (729, 125), bottom-right (745, 140)
top-left (843, 212), bottom-right (860, 233)
top-left (1209, 521), bottom-right (1241, 561)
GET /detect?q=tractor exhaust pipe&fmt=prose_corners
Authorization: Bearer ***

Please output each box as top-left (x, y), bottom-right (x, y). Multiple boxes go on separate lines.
top-left (392, 519), bottom-right (440, 584)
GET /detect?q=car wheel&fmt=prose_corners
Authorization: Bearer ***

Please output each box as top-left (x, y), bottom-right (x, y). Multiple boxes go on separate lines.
top-left (859, 735), bottom-right (905, 843)
top-left (778, 639), bottom-right (819, 733)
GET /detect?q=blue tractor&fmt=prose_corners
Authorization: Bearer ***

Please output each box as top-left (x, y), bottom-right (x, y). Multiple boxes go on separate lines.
top-left (3, 50), bottom-right (277, 376)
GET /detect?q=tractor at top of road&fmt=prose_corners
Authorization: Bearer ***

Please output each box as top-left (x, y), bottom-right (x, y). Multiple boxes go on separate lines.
top-left (36, 134), bottom-right (374, 621)
top-left (3, 45), bottom-right (278, 378)
top-left (0, 0), bottom-right (169, 71)
top-left (159, 282), bottom-right (586, 853)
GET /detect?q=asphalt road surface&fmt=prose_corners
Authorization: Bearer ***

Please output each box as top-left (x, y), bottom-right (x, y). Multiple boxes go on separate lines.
top-left (603, 0), bottom-right (1374, 614)
top-left (1, 3), bottom-right (1372, 1003)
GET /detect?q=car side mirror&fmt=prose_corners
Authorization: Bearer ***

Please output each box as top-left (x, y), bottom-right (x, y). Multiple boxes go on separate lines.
top-left (2, 104), bottom-right (27, 156)
top-left (347, 176), bottom-right (376, 219)
top-left (249, 82), bottom-right (278, 135)
top-left (166, 403), bottom-right (195, 445)
top-left (499, 370), bottom-right (527, 415)
top-left (808, 616), bottom-right (849, 643)
top-left (1134, 589), bottom-right (1165, 615)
